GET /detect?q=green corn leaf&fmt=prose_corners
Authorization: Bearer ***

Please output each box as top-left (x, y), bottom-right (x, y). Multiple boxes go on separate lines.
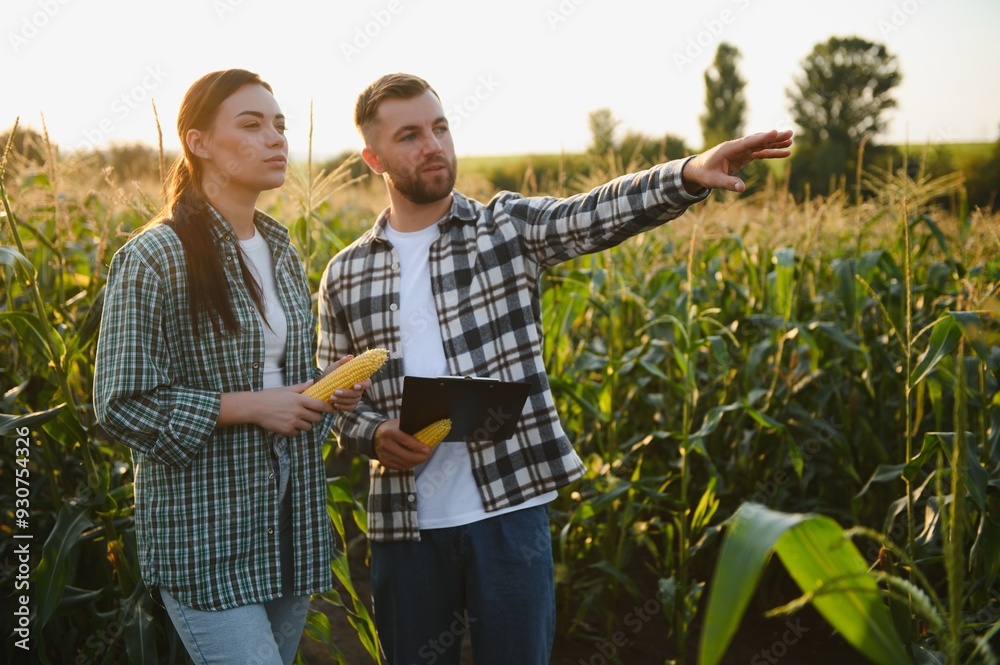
top-left (904, 432), bottom-right (987, 512)
top-left (856, 463), bottom-right (907, 498)
top-left (948, 311), bottom-right (990, 364)
top-left (304, 608), bottom-right (347, 664)
top-left (0, 311), bottom-right (65, 365)
top-left (698, 503), bottom-right (907, 665)
top-left (698, 504), bottom-right (809, 665)
top-left (0, 244), bottom-right (36, 282)
top-left (910, 314), bottom-right (961, 388)
top-left (835, 258), bottom-right (858, 322)
top-left (0, 404), bottom-right (66, 436)
top-left (690, 402), bottom-right (741, 439)
top-left (809, 320), bottom-right (863, 352)
top-left (123, 588), bottom-right (157, 665)
top-left (774, 247), bottom-right (796, 320)
top-left (773, 516), bottom-right (908, 664)
top-left (34, 503), bottom-right (95, 630)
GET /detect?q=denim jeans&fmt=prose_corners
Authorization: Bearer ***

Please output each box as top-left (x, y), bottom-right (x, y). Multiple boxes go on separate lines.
top-left (161, 589), bottom-right (309, 665)
top-left (370, 504), bottom-right (556, 665)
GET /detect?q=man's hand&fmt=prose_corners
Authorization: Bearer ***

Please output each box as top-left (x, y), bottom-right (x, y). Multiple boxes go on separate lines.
top-left (373, 419), bottom-right (432, 471)
top-left (682, 129), bottom-right (793, 194)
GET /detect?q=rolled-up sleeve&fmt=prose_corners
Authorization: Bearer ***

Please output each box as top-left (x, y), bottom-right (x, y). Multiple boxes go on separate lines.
top-left (94, 247), bottom-right (219, 467)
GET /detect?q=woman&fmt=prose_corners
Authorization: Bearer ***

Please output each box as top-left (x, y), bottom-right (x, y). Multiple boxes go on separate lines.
top-left (94, 69), bottom-right (364, 664)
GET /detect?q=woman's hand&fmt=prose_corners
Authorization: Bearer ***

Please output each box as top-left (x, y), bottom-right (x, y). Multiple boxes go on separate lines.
top-left (317, 356), bottom-right (372, 411)
top-left (219, 383), bottom-right (336, 437)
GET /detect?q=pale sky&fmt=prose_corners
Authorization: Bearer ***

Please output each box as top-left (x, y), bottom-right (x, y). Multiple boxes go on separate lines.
top-left (3, 0), bottom-right (999, 161)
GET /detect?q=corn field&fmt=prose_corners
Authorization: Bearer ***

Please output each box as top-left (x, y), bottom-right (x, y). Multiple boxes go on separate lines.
top-left (1, 125), bottom-right (999, 664)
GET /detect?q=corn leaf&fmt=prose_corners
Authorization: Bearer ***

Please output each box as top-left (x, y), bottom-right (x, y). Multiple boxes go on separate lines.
top-left (698, 503), bottom-right (908, 665)
top-left (0, 404), bottom-right (66, 436)
top-left (773, 514), bottom-right (909, 664)
top-left (34, 503), bottom-right (94, 630)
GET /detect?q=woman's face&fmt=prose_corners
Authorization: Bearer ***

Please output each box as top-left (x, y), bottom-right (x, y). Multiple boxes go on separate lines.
top-left (192, 83), bottom-right (288, 198)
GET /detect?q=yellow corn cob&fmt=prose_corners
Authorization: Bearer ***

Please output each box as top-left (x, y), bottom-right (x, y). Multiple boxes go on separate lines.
top-left (413, 418), bottom-right (452, 448)
top-left (303, 348), bottom-right (389, 400)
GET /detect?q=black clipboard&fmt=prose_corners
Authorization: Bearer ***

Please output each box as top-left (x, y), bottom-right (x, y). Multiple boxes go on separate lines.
top-left (399, 375), bottom-right (531, 443)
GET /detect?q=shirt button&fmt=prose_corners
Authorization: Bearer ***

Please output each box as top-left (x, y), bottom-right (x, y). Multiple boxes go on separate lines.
top-left (406, 494), bottom-right (416, 503)
top-left (267, 527), bottom-right (274, 535)
top-left (391, 262), bottom-right (400, 270)
top-left (391, 349), bottom-right (402, 360)
top-left (268, 472), bottom-right (274, 481)
top-left (227, 254), bottom-right (233, 261)
top-left (252, 362), bottom-right (260, 369)
top-left (389, 303), bottom-right (398, 311)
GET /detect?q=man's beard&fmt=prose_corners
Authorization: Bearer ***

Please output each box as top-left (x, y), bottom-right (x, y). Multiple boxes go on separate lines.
top-left (387, 156), bottom-right (458, 204)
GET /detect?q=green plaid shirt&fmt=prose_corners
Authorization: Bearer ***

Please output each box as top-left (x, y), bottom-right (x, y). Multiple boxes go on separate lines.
top-left (94, 207), bottom-right (334, 611)
top-left (319, 159), bottom-right (708, 541)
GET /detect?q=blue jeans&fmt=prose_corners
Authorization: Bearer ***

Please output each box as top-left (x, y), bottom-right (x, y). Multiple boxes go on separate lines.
top-left (370, 505), bottom-right (556, 665)
top-left (161, 589), bottom-right (309, 665)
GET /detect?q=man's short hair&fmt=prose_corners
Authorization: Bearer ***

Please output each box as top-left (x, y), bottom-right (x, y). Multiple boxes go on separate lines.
top-left (354, 73), bottom-right (440, 141)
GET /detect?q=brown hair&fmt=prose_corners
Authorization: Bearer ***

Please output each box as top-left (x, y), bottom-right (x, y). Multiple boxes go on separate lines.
top-left (158, 69), bottom-right (271, 337)
top-left (354, 72), bottom-right (439, 141)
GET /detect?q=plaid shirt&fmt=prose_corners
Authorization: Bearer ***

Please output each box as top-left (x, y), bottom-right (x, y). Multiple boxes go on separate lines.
top-left (94, 208), bottom-right (334, 611)
top-left (319, 159), bottom-right (708, 541)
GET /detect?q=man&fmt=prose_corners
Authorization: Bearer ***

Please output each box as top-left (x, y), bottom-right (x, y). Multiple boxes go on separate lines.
top-left (318, 72), bottom-right (792, 664)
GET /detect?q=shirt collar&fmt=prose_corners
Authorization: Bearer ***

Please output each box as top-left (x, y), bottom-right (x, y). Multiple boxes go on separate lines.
top-left (204, 204), bottom-right (290, 252)
top-left (363, 191), bottom-right (481, 246)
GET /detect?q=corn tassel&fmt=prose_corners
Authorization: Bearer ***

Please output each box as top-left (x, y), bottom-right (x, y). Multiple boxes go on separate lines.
top-left (303, 348), bottom-right (389, 400)
top-left (414, 418), bottom-right (452, 448)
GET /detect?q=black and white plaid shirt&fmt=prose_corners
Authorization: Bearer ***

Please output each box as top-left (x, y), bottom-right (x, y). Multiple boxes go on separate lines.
top-left (319, 159), bottom-right (708, 541)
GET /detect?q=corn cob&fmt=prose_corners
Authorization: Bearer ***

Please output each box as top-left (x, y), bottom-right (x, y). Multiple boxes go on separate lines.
top-left (413, 418), bottom-right (452, 448)
top-left (303, 348), bottom-right (389, 400)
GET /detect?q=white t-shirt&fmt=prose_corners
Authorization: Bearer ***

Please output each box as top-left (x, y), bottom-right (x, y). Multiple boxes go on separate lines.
top-left (239, 230), bottom-right (287, 390)
top-left (385, 221), bottom-right (555, 530)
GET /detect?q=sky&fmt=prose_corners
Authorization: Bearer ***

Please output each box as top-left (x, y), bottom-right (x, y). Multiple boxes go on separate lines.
top-left (3, 0), bottom-right (999, 162)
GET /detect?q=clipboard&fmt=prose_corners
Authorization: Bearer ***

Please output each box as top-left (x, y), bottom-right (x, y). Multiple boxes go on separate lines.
top-left (399, 375), bottom-right (531, 443)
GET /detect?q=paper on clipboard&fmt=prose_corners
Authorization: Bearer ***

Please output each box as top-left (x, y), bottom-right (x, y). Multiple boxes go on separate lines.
top-left (399, 375), bottom-right (530, 443)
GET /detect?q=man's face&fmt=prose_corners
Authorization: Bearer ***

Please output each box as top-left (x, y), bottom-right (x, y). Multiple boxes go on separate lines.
top-left (363, 90), bottom-right (457, 205)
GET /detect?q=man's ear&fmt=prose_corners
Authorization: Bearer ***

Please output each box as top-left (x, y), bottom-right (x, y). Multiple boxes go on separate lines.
top-left (361, 146), bottom-right (386, 174)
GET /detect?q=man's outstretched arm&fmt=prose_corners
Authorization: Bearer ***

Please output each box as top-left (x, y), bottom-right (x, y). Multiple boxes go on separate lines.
top-left (682, 129), bottom-right (794, 194)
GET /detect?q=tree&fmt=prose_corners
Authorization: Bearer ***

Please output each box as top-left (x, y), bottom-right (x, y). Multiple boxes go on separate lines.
top-left (965, 126), bottom-right (1000, 211)
top-left (787, 36), bottom-right (902, 196)
top-left (587, 107), bottom-right (620, 158)
top-left (618, 130), bottom-right (690, 168)
top-left (700, 42), bottom-right (747, 151)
